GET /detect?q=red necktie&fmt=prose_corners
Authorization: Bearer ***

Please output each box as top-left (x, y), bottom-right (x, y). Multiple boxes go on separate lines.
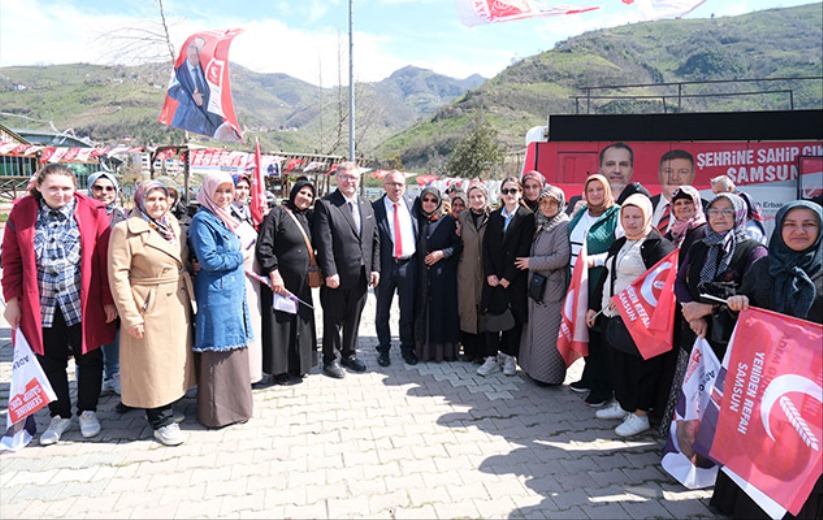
top-left (659, 203), bottom-right (671, 233)
top-left (393, 203), bottom-right (403, 259)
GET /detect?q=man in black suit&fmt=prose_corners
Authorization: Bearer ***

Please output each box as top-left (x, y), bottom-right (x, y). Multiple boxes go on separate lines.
top-left (565, 142), bottom-right (636, 215)
top-left (314, 162), bottom-right (381, 378)
top-left (168, 36), bottom-right (224, 137)
top-left (650, 149), bottom-right (698, 233)
top-left (372, 170), bottom-right (419, 367)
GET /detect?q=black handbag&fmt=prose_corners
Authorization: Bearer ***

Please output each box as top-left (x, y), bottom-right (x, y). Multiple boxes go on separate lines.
top-left (485, 308), bottom-right (515, 332)
top-left (528, 272), bottom-right (548, 304)
top-left (604, 315), bottom-right (641, 357)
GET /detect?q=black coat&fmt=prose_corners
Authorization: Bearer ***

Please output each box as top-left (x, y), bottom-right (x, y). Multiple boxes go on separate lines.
top-left (256, 205), bottom-right (317, 375)
top-left (414, 215), bottom-right (462, 343)
top-left (481, 205), bottom-right (535, 323)
top-left (313, 189), bottom-right (380, 289)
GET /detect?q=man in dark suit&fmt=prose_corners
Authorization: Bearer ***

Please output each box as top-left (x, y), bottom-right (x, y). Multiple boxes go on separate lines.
top-left (565, 142), bottom-right (636, 215)
top-left (168, 36), bottom-right (224, 137)
top-left (314, 162), bottom-right (380, 378)
top-left (372, 170), bottom-right (419, 367)
top-left (650, 149), bottom-right (700, 233)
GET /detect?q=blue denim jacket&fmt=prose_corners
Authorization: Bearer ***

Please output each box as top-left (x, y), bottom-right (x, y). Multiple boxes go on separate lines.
top-left (189, 208), bottom-right (252, 352)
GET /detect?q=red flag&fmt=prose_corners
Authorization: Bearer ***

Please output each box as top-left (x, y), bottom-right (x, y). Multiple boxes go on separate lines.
top-left (249, 139), bottom-right (266, 227)
top-left (611, 249), bottom-right (678, 360)
top-left (456, 0), bottom-right (599, 27)
top-left (557, 242), bottom-right (589, 366)
top-left (284, 158), bottom-right (304, 173)
top-left (159, 29), bottom-right (244, 142)
top-left (709, 308), bottom-right (823, 517)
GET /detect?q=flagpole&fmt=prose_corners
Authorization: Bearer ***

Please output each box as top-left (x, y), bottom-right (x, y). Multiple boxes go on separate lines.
top-left (348, 0), bottom-right (355, 163)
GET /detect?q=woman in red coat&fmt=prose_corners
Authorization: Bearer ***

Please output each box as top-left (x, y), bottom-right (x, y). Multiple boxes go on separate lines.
top-left (2, 164), bottom-right (117, 446)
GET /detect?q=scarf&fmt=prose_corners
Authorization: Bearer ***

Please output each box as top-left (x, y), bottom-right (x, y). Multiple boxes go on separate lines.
top-left (620, 193), bottom-right (654, 240)
top-left (534, 185), bottom-right (566, 238)
top-left (196, 171), bottom-right (240, 233)
top-left (418, 186), bottom-right (443, 222)
top-left (668, 186), bottom-right (707, 248)
top-left (699, 193), bottom-right (749, 284)
top-left (86, 171), bottom-right (121, 215)
top-left (133, 180), bottom-right (176, 243)
top-left (768, 200), bottom-right (823, 318)
top-left (583, 174), bottom-right (615, 217)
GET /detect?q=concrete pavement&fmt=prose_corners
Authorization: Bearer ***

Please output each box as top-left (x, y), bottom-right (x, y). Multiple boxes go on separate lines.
top-left (0, 289), bottom-right (717, 519)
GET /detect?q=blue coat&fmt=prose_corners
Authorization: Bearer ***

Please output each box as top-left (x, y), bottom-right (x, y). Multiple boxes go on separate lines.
top-left (189, 208), bottom-right (252, 352)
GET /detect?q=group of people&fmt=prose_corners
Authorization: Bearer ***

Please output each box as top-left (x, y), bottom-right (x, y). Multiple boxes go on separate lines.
top-left (2, 145), bottom-right (820, 518)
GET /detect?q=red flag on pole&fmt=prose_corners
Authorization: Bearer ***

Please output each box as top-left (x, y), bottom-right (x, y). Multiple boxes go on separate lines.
top-left (557, 242), bottom-right (589, 366)
top-left (250, 139), bottom-right (266, 227)
top-left (159, 29), bottom-right (244, 142)
top-left (709, 307), bottom-right (822, 517)
top-left (456, 0), bottom-right (599, 27)
top-left (611, 248), bottom-right (679, 360)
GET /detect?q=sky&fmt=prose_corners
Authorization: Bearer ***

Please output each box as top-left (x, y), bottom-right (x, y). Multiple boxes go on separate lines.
top-left (0, 0), bottom-right (818, 86)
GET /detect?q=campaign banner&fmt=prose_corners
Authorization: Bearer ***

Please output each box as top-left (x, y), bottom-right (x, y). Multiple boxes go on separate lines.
top-left (456, 0), bottom-right (598, 27)
top-left (611, 249), bottom-right (679, 360)
top-left (709, 307), bottom-right (823, 517)
top-left (159, 29), bottom-right (244, 142)
top-left (557, 242), bottom-right (589, 366)
top-left (188, 148), bottom-right (255, 175)
top-left (1, 329), bottom-right (57, 452)
top-left (661, 337), bottom-right (721, 489)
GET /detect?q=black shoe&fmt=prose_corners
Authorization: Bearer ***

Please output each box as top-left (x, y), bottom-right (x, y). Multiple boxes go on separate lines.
top-left (377, 351), bottom-right (391, 367)
top-left (323, 360), bottom-right (346, 379)
top-left (401, 351), bottom-right (418, 366)
top-left (115, 402), bottom-right (136, 414)
top-left (586, 392), bottom-right (611, 408)
top-left (341, 355), bottom-right (367, 373)
top-left (569, 380), bottom-right (590, 394)
top-left (274, 373), bottom-right (296, 385)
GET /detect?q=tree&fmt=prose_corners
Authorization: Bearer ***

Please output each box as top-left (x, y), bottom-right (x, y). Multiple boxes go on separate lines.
top-left (445, 115), bottom-right (503, 178)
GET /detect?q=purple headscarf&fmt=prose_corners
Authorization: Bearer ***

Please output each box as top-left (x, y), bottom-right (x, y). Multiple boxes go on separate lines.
top-left (133, 180), bottom-right (175, 242)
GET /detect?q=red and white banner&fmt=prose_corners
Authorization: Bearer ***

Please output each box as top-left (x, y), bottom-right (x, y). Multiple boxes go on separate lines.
top-left (661, 337), bottom-right (720, 489)
top-left (557, 242), bottom-right (589, 366)
top-left (188, 148), bottom-right (255, 175)
top-left (709, 307), bottom-right (823, 518)
top-left (1, 329), bottom-right (57, 452)
top-left (159, 29), bottom-right (244, 142)
top-left (611, 249), bottom-right (679, 360)
top-left (632, 0), bottom-right (707, 20)
top-left (456, 0), bottom-right (598, 27)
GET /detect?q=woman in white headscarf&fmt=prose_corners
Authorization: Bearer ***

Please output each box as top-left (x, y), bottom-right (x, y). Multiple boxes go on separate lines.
top-left (585, 194), bottom-right (675, 438)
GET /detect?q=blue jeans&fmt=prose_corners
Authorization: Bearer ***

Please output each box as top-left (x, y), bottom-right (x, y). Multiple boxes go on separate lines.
top-left (101, 329), bottom-right (120, 380)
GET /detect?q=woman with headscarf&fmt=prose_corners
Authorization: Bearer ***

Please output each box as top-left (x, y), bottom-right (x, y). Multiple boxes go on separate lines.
top-left (107, 181), bottom-right (196, 446)
top-left (457, 182), bottom-right (491, 364)
top-left (87, 171), bottom-right (128, 396)
top-left (189, 171), bottom-right (254, 428)
top-left (449, 190), bottom-right (467, 220)
top-left (521, 170), bottom-right (546, 213)
top-left (515, 185), bottom-right (571, 386)
top-left (413, 186), bottom-right (463, 362)
top-left (256, 178), bottom-right (318, 384)
top-left (585, 194), bottom-right (675, 437)
top-left (2, 164), bottom-right (117, 445)
top-left (709, 200), bottom-right (822, 520)
top-left (656, 185), bottom-right (709, 436)
top-left (229, 173), bottom-right (264, 386)
top-left (478, 177), bottom-right (535, 377)
top-left (566, 174), bottom-right (624, 407)
top-left (674, 192), bottom-right (767, 360)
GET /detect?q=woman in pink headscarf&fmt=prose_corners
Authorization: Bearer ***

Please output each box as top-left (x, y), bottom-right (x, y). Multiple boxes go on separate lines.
top-left (189, 172), bottom-right (254, 428)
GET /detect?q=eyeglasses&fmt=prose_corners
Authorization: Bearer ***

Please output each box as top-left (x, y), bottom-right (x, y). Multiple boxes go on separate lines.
top-left (384, 182), bottom-right (403, 188)
top-left (338, 174), bottom-right (358, 182)
top-left (707, 208), bottom-right (735, 217)
top-left (421, 197), bottom-right (438, 203)
top-left (92, 185), bottom-right (115, 192)
top-left (500, 188), bottom-right (520, 195)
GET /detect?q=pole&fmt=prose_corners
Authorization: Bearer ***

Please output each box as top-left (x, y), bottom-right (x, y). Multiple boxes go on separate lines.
top-left (348, 0), bottom-right (355, 163)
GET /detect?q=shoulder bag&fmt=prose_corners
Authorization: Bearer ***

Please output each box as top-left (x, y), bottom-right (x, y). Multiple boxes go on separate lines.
top-left (528, 272), bottom-right (548, 304)
top-left (284, 208), bottom-right (323, 288)
top-left (604, 252), bottom-right (641, 357)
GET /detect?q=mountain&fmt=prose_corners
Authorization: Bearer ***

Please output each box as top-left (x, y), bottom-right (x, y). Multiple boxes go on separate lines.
top-left (0, 63), bottom-right (485, 154)
top-left (375, 3), bottom-right (823, 169)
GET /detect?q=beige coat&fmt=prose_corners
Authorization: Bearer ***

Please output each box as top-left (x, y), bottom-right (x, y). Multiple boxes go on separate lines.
top-left (108, 215), bottom-right (196, 409)
top-left (457, 209), bottom-right (489, 334)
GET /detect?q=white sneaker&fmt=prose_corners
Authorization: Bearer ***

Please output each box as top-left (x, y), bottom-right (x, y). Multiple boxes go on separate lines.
top-left (476, 356), bottom-right (502, 376)
top-left (501, 354), bottom-right (517, 376)
top-left (40, 416), bottom-right (71, 446)
top-left (154, 423), bottom-right (186, 446)
top-left (595, 402), bottom-right (629, 420)
top-left (102, 373), bottom-right (122, 396)
top-left (78, 411), bottom-right (101, 438)
top-left (615, 413), bottom-right (650, 437)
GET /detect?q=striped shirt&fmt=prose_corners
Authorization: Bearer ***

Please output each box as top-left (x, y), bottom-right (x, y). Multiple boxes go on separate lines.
top-left (34, 199), bottom-right (82, 327)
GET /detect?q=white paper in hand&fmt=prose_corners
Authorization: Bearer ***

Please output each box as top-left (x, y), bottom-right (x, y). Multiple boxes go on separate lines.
top-left (273, 292), bottom-right (298, 314)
